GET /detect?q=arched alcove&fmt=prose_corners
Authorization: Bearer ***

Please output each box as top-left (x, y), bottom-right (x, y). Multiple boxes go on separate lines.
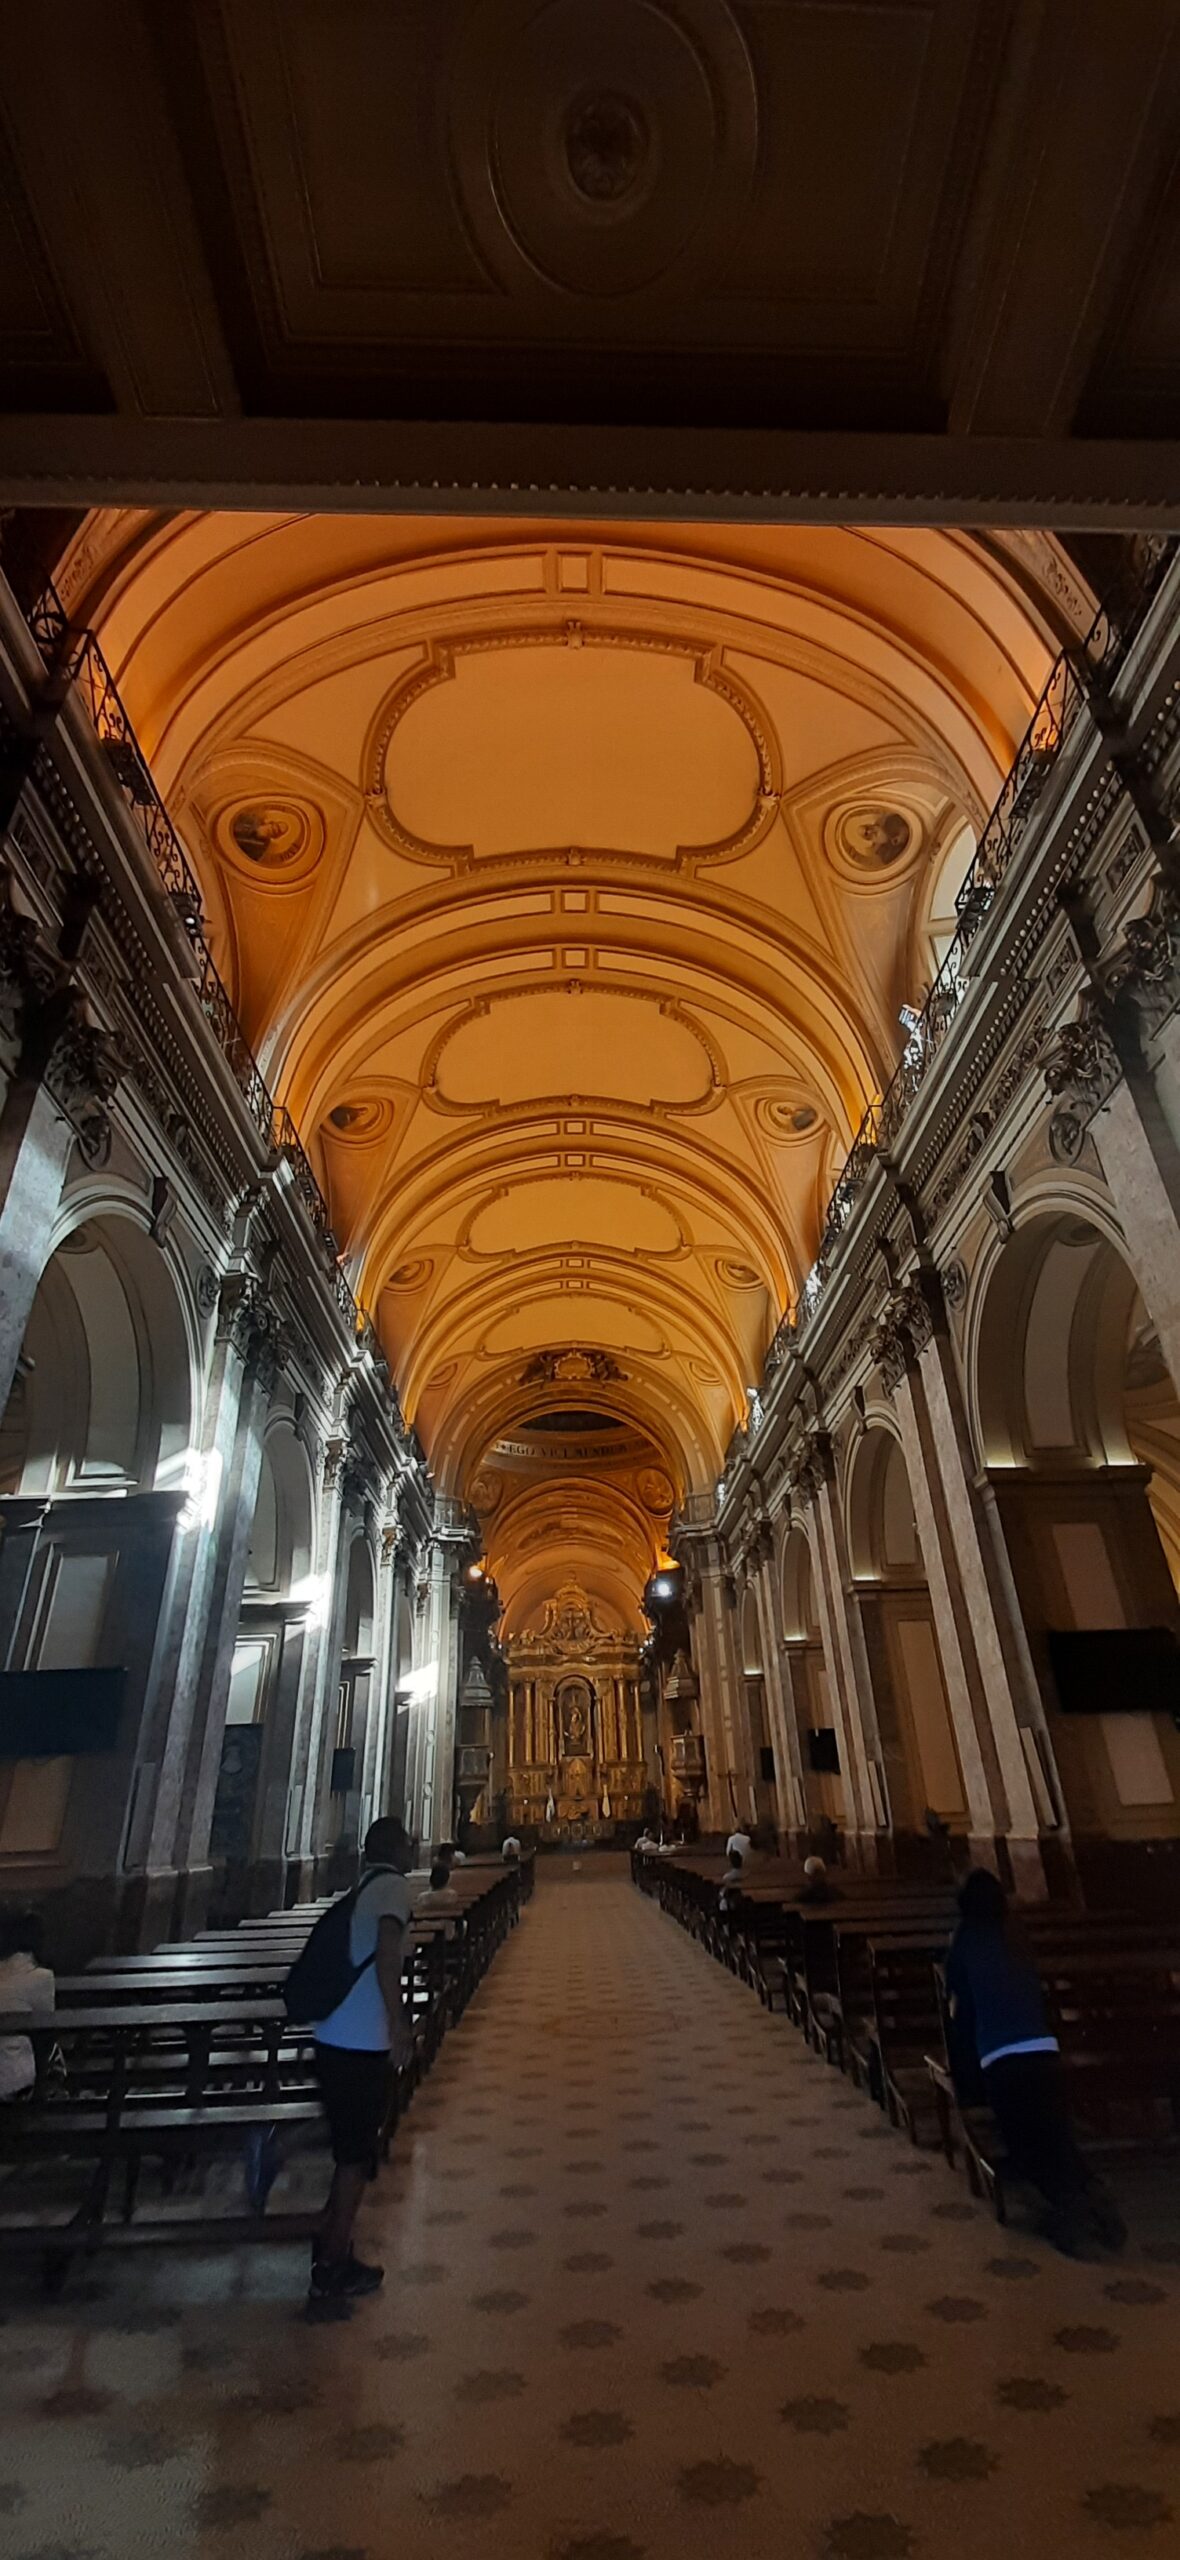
top-left (0, 1212), bottom-right (194, 1873)
top-left (0, 1212), bottom-right (192, 1498)
top-left (846, 1426), bottom-right (966, 1836)
top-left (973, 1213), bottom-right (1180, 1857)
top-left (245, 1423), bottom-right (316, 1598)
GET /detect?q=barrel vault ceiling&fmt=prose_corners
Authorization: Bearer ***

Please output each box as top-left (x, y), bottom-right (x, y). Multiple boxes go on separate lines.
top-left (70, 511), bottom-right (1072, 1628)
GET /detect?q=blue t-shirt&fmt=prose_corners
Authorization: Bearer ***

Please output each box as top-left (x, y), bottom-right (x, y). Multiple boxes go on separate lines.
top-left (315, 1868), bottom-right (413, 2052)
top-left (945, 1924), bottom-right (1058, 2074)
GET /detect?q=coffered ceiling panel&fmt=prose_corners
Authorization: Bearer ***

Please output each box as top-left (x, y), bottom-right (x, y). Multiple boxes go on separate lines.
top-left (0, 1), bottom-right (1177, 516)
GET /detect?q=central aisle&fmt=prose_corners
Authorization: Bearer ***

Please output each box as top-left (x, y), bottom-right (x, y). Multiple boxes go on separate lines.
top-left (2, 1865), bottom-right (1176, 2557)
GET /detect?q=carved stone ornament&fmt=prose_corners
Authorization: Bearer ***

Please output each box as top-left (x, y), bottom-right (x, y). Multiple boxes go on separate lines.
top-left (44, 1003), bottom-right (125, 1168)
top-left (870, 1277), bottom-right (935, 1397)
top-left (1042, 996), bottom-right (1121, 1165)
top-left (196, 1264), bottom-right (221, 1318)
top-left (340, 1448), bottom-right (371, 1512)
top-left (787, 1427), bottom-right (832, 1507)
top-left (519, 1347), bottom-right (624, 1385)
top-left (322, 1434), bottom-right (347, 1492)
top-left (940, 1256), bottom-right (968, 1311)
top-left (214, 1271), bottom-right (284, 1385)
top-left (0, 894), bottom-right (59, 1042)
top-left (1104, 877), bottom-right (1180, 1038)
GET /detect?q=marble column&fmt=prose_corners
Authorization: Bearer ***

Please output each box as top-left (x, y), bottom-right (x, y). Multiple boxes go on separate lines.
top-left (688, 1538), bottom-right (748, 1833)
top-left (0, 1079), bottom-right (76, 1414)
top-left (404, 1535), bottom-right (462, 1848)
top-left (287, 1451), bottom-right (351, 1880)
top-left (878, 1280), bottom-right (1050, 1893)
top-left (171, 1328), bottom-right (276, 1926)
top-left (749, 1546), bottom-right (807, 1837)
top-left (132, 1295), bottom-right (267, 1941)
top-left (1090, 1084), bottom-right (1180, 1402)
top-left (806, 1462), bottom-right (881, 1848)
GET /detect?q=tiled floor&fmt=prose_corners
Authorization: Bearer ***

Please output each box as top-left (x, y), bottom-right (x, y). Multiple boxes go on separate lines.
top-left (1, 1864), bottom-right (1177, 2558)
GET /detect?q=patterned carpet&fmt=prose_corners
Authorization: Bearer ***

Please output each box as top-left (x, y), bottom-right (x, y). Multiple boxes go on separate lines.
top-left (0, 1863), bottom-right (1177, 2557)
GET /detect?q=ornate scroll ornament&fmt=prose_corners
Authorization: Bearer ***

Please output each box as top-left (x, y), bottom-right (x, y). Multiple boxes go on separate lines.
top-left (870, 1277), bottom-right (936, 1397)
top-left (1042, 996), bottom-right (1121, 1165)
top-left (196, 1264), bottom-right (221, 1318)
top-left (43, 1004), bottom-right (124, 1168)
top-left (1104, 878), bottom-right (1180, 1039)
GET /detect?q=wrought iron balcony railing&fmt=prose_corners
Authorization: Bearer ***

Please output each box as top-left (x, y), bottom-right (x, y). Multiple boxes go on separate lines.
top-left (8, 563), bottom-right (374, 1357)
top-left (759, 533), bottom-right (1177, 1395)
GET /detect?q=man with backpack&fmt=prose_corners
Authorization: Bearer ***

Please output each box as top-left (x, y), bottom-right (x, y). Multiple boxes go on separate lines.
top-left (284, 1814), bottom-right (416, 2320)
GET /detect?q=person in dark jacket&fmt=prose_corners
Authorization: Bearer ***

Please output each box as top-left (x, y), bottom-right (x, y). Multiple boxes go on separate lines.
top-left (944, 1868), bottom-right (1125, 2253)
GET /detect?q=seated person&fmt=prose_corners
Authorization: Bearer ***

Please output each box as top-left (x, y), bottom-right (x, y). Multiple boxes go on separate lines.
top-left (718, 1849), bottom-right (746, 1913)
top-left (944, 1867), bottom-right (1125, 2255)
top-left (800, 1855), bottom-right (840, 1905)
top-left (725, 1826), bottom-right (753, 1864)
top-left (0, 1906), bottom-right (56, 2101)
top-left (436, 1839), bottom-right (467, 1867)
top-left (418, 1859), bottom-right (460, 1910)
top-left (501, 1834), bottom-right (522, 1863)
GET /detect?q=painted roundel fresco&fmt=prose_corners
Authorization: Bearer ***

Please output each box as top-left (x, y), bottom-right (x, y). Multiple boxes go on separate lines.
top-left (85, 512), bottom-right (1062, 1631)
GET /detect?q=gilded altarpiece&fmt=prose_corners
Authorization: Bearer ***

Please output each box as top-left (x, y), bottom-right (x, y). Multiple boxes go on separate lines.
top-left (505, 1578), bottom-right (648, 1838)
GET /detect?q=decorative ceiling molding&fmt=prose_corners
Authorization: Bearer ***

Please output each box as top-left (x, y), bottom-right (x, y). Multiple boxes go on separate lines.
top-left (363, 621), bottom-right (780, 872)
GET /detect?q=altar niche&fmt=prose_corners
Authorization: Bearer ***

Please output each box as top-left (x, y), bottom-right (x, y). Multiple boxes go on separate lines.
top-left (504, 1577), bottom-right (649, 1841)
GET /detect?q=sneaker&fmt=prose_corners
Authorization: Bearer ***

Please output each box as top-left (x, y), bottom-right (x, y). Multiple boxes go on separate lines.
top-left (309, 2248), bottom-right (385, 2303)
top-left (339, 2251), bottom-right (385, 2296)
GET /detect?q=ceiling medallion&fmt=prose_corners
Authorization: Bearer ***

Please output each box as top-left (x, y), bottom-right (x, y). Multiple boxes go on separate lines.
top-left (754, 1089), bottom-right (822, 1144)
top-left (636, 1465), bottom-right (675, 1514)
top-left (321, 1095), bottom-right (395, 1146)
top-left (716, 1257), bottom-right (761, 1290)
top-left (563, 91), bottom-right (650, 204)
top-left (828, 801), bottom-right (923, 887)
top-left (385, 1256), bottom-right (434, 1294)
top-left (214, 794), bottom-right (323, 886)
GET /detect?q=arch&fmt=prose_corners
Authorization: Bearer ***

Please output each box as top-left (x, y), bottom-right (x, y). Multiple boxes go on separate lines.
top-left (968, 1207), bottom-right (1180, 1850)
top-left (247, 1420), bottom-right (316, 1597)
top-left (846, 1421), bottom-right (920, 1583)
top-left (972, 1206), bottom-right (1142, 1471)
top-left (0, 1209), bottom-right (193, 1497)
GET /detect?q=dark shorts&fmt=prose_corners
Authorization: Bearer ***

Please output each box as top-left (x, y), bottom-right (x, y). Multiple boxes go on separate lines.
top-left (314, 2044), bottom-right (391, 2171)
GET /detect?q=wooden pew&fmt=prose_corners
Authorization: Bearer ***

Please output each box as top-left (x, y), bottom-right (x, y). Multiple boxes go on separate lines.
top-left (1, 1865), bottom-right (523, 2283)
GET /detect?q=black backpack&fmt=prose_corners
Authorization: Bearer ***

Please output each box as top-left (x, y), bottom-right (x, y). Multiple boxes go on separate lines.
top-left (283, 1868), bottom-right (397, 2026)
